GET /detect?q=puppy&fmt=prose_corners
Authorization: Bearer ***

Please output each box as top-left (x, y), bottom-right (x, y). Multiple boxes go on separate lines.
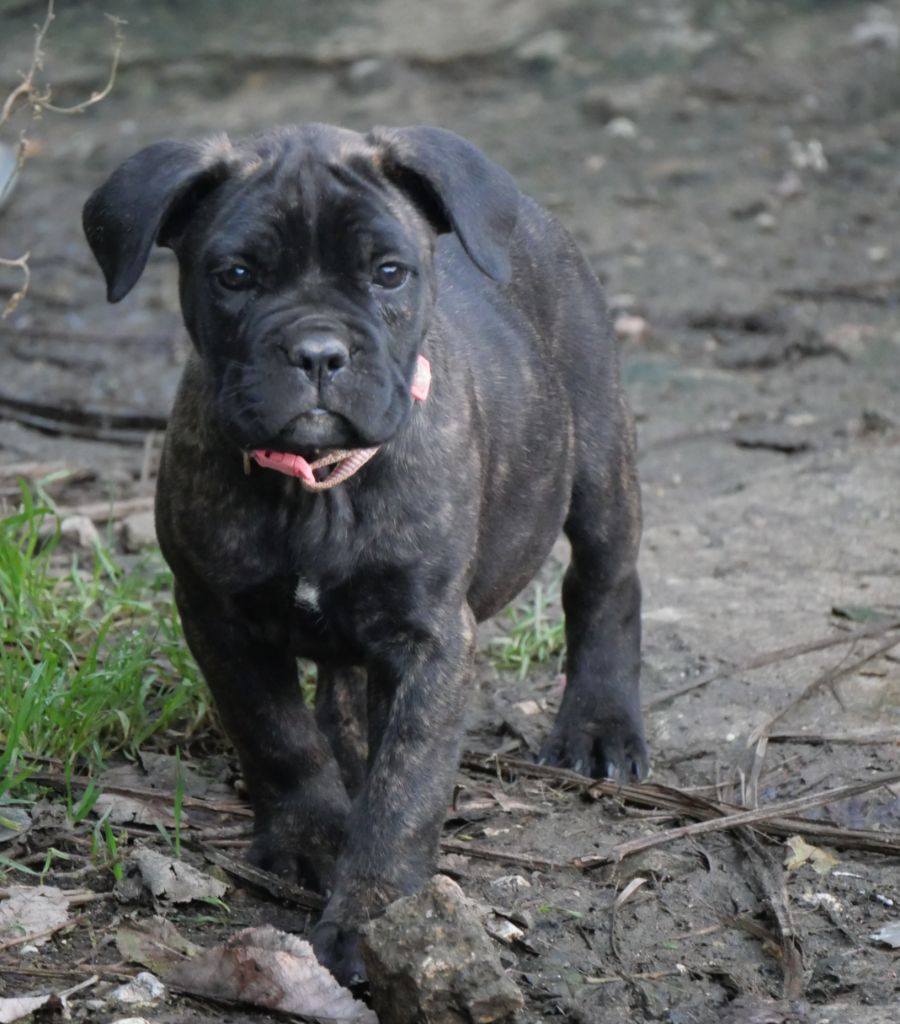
top-left (83, 124), bottom-right (648, 985)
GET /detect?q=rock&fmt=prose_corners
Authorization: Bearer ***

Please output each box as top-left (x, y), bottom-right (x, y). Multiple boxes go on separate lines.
top-left (109, 972), bottom-right (166, 1008)
top-left (120, 510), bottom-right (157, 551)
top-left (515, 30), bottom-right (569, 67)
top-left (58, 514), bottom-right (101, 550)
top-left (340, 58), bottom-right (394, 95)
top-left (614, 314), bottom-right (651, 345)
top-left (851, 8), bottom-right (900, 50)
top-left (361, 875), bottom-right (524, 1024)
top-left (605, 116), bottom-right (638, 139)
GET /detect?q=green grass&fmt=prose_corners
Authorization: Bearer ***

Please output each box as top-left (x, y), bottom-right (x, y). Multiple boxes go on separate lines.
top-left (0, 485), bottom-right (211, 800)
top-left (489, 579), bottom-right (566, 680)
top-left (0, 480), bottom-right (566, 809)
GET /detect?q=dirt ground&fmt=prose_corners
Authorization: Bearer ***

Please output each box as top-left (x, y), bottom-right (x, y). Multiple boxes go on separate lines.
top-left (1, 1), bottom-right (899, 1021)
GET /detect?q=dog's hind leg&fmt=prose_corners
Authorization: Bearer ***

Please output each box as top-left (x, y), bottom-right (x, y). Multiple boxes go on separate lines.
top-left (539, 401), bottom-right (648, 782)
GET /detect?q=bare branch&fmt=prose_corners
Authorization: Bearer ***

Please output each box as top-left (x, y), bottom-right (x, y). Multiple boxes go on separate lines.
top-left (1, 1), bottom-right (124, 316)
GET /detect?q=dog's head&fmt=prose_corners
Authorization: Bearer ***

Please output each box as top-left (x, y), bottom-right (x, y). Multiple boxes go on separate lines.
top-left (83, 124), bottom-right (518, 454)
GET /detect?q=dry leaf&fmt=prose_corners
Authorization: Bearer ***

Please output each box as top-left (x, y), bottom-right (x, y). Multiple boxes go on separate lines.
top-left (115, 849), bottom-right (228, 905)
top-left (783, 835), bottom-right (838, 874)
top-left (94, 792), bottom-right (180, 828)
top-left (167, 926), bottom-right (377, 1023)
top-left (870, 921), bottom-right (900, 948)
top-left (0, 885), bottom-right (71, 947)
top-left (0, 993), bottom-right (62, 1023)
top-left (117, 916), bottom-right (201, 974)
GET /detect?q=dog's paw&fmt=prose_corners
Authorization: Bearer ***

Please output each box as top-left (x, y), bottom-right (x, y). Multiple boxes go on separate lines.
top-left (539, 713), bottom-right (648, 782)
top-left (247, 812), bottom-right (343, 892)
top-left (312, 919), bottom-right (366, 988)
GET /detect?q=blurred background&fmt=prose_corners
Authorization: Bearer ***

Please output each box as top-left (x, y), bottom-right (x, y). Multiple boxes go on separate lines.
top-left (1, 3), bottom-right (899, 1017)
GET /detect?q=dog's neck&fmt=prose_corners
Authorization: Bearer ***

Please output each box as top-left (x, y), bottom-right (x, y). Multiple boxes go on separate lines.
top-left (244, 354), bottom-right (432, 491)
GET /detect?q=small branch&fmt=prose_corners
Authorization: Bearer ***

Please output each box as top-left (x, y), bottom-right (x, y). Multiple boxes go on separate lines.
top-left (0, 253), bottom-right (31, 317)
top-left (644, 616), bottom-right (900, 710)
top-left (0, 913), bottom-right (87, 952)
top-left (572, 770), bottom-right (900, 869)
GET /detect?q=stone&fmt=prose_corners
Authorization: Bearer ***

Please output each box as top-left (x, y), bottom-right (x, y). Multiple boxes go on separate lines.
top-left (120, 510), bottom-right (157, 551)
top-left (361, 875), bottom-right (524, 1024)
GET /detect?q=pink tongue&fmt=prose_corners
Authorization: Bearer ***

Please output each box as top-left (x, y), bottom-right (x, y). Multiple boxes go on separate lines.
top-left (249, 354), bottom-right (431, 489)
top-left (251, 449), bottom-right (316, 485)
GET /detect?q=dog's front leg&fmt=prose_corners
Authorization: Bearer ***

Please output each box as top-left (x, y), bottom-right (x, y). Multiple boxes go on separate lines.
top-left (312, 603), bottom-right (475, 985)
top-left (174, 581), bottom-right (350, 890)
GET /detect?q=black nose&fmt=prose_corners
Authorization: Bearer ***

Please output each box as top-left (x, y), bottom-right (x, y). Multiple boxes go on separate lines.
top-left (286, 332), bottom-right (349, 384)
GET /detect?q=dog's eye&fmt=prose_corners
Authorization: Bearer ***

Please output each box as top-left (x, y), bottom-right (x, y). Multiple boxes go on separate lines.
top-left (372, 262), bottom-right (409, 290)
top-left (217, 264), bottom-right (255, 291)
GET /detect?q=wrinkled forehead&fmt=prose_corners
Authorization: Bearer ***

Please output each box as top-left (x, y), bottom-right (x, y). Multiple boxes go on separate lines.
top-left (204, 128), bottom-right (428, 256)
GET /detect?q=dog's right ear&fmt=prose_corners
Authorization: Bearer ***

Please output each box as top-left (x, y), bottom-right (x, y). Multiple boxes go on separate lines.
top-left (83, 138), bottom-right (232, 303)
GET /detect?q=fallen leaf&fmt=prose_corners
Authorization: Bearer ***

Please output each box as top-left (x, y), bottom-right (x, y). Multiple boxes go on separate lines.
top-left (167, 926), bottom-right (377, 1023)
top-left (0, 885), bottom-right (71, 947)
top-left (783, 835), bottom-right (838, 874)
top-left (870, 921), bottom-right (900, 948)
top-left (0, 808), bottom-right (31, 844)
top-left (0, 993), bottom-right (62, 1023)
top-left (94, 793), bottom-right (180, 828)
top-left (114, 849), bottom-right (228, 905)
top-left (117, 916), bottom-right (202, 974)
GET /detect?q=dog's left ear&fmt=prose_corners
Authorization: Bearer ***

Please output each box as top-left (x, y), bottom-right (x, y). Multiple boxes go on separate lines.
top-left (369, 126), bottom-right (519, 283)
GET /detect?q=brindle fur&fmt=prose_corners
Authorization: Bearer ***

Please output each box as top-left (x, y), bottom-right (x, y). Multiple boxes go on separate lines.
top-left (83, 124), bottom-right (648, 985)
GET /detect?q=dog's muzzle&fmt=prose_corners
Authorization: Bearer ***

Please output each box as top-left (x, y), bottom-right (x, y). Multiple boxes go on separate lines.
top-left (247, 355), bottom-right (432, 491)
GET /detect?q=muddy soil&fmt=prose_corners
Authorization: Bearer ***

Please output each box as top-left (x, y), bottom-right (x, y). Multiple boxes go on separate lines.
top-left (1, 1), bottom-right (899, 1021)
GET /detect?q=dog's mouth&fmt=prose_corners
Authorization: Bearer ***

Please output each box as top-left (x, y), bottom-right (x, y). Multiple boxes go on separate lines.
top-left (248, 446), bottom-right (380, 490)
top-left (245, 355), bottom-right (432, 493)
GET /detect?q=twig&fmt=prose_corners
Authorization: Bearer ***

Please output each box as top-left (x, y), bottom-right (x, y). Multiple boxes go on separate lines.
top-left (462, 753), bottom-right (900, 858)
top-left (776, 278), bottom-right (900, 305)
top-left (440, 838), bottom-right (567, 873)
top-left (200, 845), bottom-right (325, 911)
top-left (0, 962), bottom-right (133, 980)
top-left (0, 392), bottom-right (168, 432)
top-left (0, 912), bottom-right (87, 951)
top-left (748, 634), bottom-right (900, 746)
top-left (644, 616), bottom-right (900, 710)
top-left (572, 771), bottom-right (900, 869)
top-left (0, 253), bottom-right (31, 317)
top-left (56, 496), bottom-right (155, 523)
top-left (1, 1), bottom-right (124, 316)
top-left (25, 770), bottom-right (253, 817)
top-left (735, 830), bottom-right (803, 1000)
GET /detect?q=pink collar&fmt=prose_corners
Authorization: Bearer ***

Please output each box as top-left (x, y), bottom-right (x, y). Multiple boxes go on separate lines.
top-left (248, 354), bottom-right (431, 492)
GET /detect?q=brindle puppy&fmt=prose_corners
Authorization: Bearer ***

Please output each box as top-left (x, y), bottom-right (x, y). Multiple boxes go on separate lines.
top-left (83, 124), bottom-right (648, 985)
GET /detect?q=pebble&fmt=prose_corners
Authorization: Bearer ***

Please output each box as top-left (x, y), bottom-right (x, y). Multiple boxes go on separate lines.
top-left (120, 510), bottom-right (157, 551)
top-left (515, 30), bottom-right (570, 66)
top-left (59, 514), bottom-right (101, 549)
top-left (109, 971), bottom-right (166, 1008)
top-left (614, 314), bottom-right (651, 344)
top-left (606, 116), bottom-right (638, 139)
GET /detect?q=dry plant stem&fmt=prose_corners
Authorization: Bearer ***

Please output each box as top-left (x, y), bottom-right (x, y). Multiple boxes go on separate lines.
top-left (56, 496), bottom-right (155, 523)
top-left (200, 845), bottom-right (325, 911)
top-left (25, 770), bottom-right (253, 817)
top-left (1, 0), bottom-right (124, 316)
top-left (0, 913), bottom-right (87, 952)
top-left (462, 754), bottom-right (900, 858)
top-left (0, 962), bottom-right (134, 981)
top-left (735, 829), bottom-right (803, 1001)
top-left (573, 770), bottom-right (900, 869)
top-left (645, 616), bottom-right (900, 710)
top-left (440, 838), bottom-right (567, 872)
top-left (748, 633), bottom-right (900, 746)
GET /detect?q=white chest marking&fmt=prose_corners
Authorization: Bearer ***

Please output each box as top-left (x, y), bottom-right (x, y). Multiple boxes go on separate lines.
top-left (294, 577), bottom-right (320, 611)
